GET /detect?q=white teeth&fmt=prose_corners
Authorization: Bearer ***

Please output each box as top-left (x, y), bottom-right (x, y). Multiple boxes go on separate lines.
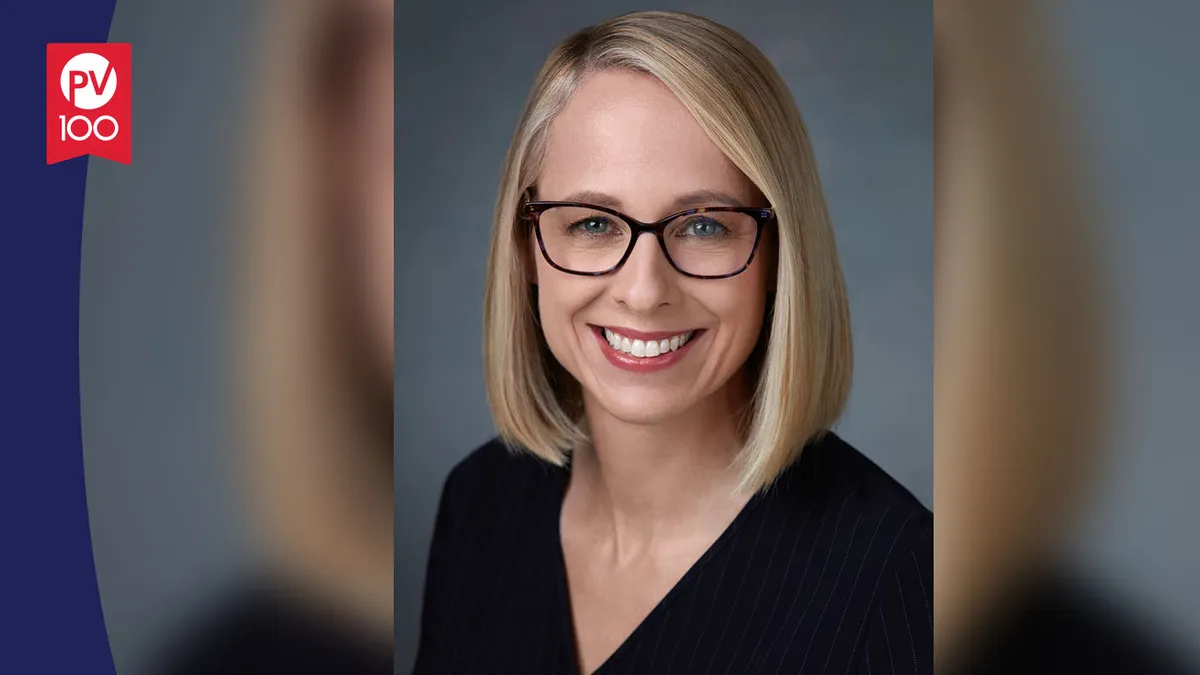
top-left (601, 328), bottom-right (696, 359)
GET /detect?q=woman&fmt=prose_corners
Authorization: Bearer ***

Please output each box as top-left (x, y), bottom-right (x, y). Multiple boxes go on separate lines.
top-left (415, 11), bottom-right (931, 675)
top-left (153, 0), bottom-right (394, 672)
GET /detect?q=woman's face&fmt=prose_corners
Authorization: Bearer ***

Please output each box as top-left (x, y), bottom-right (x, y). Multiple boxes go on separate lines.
top-left (533, 70), bottom-right (772, 425)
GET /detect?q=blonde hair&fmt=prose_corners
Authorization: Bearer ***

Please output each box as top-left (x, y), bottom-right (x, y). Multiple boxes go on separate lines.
top-left (484, 10), bottom-right (852, 493)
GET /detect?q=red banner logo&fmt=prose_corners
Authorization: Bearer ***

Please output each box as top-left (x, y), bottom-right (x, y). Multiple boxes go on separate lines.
top-left (47, 43), bottom-right (131, 165)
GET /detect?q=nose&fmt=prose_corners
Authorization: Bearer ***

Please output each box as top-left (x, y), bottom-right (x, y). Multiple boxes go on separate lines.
top-left (609, 232), bottom-right (680, 314)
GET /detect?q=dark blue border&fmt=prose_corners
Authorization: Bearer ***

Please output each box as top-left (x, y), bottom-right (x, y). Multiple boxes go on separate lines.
top-left (0, 1), bottom-right (118, 672)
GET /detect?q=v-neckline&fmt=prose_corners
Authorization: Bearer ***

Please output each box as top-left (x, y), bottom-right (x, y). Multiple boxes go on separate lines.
top-left (548, 467), bottom-right (770, 675)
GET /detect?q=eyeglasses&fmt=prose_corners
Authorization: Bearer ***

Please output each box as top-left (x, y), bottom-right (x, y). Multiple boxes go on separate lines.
top-left (522, 200), bottom-right (774, 279)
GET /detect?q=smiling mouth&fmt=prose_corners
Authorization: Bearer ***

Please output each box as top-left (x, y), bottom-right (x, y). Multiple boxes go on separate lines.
top-left (594, 326), bottom-right (700, 359)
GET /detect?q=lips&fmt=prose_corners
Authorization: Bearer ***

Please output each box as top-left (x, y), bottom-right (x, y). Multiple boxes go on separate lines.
top-left (589, 325), bottom-right (704, 373)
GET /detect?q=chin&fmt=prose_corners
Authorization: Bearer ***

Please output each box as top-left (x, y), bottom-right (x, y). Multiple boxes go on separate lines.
top-left (592, 389), bottom-right (693, 426)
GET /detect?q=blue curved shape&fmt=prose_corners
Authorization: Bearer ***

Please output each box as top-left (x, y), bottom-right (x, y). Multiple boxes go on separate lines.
top-left (0, 1), bottom-right (119, 672)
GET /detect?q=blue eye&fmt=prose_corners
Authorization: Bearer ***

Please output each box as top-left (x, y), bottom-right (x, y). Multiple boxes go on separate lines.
top-left (684, 217), bottom-right (726, 237)
top-left (568, 217), bottom-right (613, 235)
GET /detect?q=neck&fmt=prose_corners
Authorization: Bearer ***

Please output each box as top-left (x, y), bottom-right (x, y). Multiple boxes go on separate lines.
top-left (568, 379), bottom-right (753, 548)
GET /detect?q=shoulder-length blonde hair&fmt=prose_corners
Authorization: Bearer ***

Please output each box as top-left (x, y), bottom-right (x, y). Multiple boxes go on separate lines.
top-left (484, 10), bottom-right (852, 493)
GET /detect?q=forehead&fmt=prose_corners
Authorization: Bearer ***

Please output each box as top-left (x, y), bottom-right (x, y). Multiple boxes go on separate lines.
top-left (538, 69), bottom-right (756, 209)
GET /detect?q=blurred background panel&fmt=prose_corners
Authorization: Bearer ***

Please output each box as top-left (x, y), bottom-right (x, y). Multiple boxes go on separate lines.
top-left (80, 1), bottom-right (262, 673)
top-left (396, 0), bottom-right (932, 671)
top-left (934, 1), bottom-right (1200, 670)
top-left (84, 0), bottom-right (396, 671)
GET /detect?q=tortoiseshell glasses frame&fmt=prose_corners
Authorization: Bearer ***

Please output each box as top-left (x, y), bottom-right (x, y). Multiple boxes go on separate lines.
top-left (521, 200), bottom-right (775, 280)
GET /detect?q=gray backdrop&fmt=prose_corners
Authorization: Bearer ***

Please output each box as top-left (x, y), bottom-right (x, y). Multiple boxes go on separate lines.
top-left (395, 0), bottom-right (932, 671)
top-left (77, 1), bottom-right (1200, 673)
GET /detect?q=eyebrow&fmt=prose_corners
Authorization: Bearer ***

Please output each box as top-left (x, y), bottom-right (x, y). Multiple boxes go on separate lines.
top-left (555, 189), bottom-right (748, 211)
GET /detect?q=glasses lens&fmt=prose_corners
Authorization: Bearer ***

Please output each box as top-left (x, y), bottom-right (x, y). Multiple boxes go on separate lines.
top-left (536, 206), bottom-right (631, 273)
top-left (664, 212), bottom-right (759, 276)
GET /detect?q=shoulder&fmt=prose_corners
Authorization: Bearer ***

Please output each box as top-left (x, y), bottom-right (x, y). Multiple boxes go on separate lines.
top-left (770, 431), bottom-right (932, 591)
top-left (433, 437), bottom-right (564, 534)
top-left (786, 431), bottom-right (931, 536)
top-left (791, 433), bottom-right (933, 671)
top-left (441, 436), bottom-right (562, 500)
top-left (736, 433), bottom-right (932, 672)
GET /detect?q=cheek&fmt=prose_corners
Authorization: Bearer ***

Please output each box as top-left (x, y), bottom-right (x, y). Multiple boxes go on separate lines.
top-left (533, 259), bottom-right (596, 365)
top-left (709, 272), bottom-right (770, 354)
